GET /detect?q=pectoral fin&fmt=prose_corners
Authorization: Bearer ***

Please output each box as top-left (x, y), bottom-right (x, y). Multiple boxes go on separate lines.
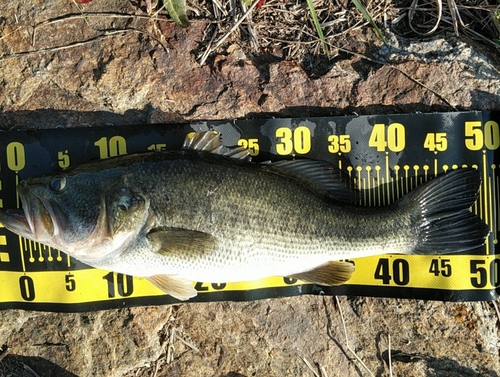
top-left (147, 275), bottom-right (197, 301)
top-left (148, 229), bottom-right (219, 256)
top-left (288, 261), bottom-right (355, 286)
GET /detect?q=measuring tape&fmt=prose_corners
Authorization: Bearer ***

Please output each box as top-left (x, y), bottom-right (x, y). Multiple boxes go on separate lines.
top-left (0, 111), bottom-right (498, 311)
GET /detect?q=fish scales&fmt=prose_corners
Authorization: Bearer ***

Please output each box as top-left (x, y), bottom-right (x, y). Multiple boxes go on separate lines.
top-left (129, 152), bottom-right (394, 268)
top-left (0, 131), bottom-right (489, 300)
top-left (95, 151), bottom-right (414, 281)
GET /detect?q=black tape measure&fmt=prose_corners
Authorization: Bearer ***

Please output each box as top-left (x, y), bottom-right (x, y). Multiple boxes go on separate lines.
top-left (0, 111), bottom-right (498, 311)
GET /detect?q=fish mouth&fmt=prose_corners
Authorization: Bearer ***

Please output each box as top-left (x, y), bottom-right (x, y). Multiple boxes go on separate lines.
top-left (0, 184), bottom-right (63, 242)
top-left (0, 208), bottom-right (33, 239)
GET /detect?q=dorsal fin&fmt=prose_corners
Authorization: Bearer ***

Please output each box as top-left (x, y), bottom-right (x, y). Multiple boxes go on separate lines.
top-left (268, 159), bottom-right (358, 203)
top-left (183, 131), bottom-right (251, 162)
top-left (182, 132), bottom-right (357, 202)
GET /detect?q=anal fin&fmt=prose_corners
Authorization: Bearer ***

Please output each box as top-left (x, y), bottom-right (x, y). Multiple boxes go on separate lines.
top-left (147, 275), bottom-right (197, 301)
top-left (288, 261), bottom-right (355, 286)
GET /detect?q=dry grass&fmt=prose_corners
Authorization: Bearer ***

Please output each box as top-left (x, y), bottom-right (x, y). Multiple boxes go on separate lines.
top-left (4, 0), bottom-right (497, 68)
top-left (195, 0), bottom-right (396, 63)
top-left (187, 0), bottom-right (500, 63)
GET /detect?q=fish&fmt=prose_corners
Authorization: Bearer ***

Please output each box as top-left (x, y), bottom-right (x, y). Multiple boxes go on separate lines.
top-left (0, 131), bottom-right (490, 300)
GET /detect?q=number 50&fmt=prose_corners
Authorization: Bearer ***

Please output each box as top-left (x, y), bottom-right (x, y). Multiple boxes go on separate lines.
top-left (465, 121), bottom-right (500, 151)
top-left (470, 259), bottom-right (500, 288)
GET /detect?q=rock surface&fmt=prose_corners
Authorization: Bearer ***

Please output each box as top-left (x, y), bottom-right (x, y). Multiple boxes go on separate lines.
top-left (0, 1), bottom-right (499, 376)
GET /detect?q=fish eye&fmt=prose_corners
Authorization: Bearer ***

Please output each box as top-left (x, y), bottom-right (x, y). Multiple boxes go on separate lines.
top-left (49, 176), bottom-right (67, 192)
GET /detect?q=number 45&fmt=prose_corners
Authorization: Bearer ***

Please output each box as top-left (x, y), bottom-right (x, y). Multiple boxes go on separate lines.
top-left (423, 133), bottom-right (447, 152)
top-left (429, 259), bottom-right (452, 277)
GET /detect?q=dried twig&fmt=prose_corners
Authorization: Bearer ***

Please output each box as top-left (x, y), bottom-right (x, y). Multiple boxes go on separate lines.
top-left (492, 300), bottom-right (500, 324)
top-left (0, 347), bottom-right (10, 363)
top-left (166, 327), bottom-right (176, 364)
top-left (175, 332), bottom-right (200, 353)
top-left (199, 0), bottom-right (260, 65)
top-left (323, 41), bottom-right (457, 110)
top-left (335, 296), bottom-right (375, 377)
top-left (0, 26), bottom-right (22, 42)
top-left (447, 0), bottom-right (466, 36)
top-left (32, 12), bottom-right (177, 46)
top-left (300, 355), bottom-right (329, 377)
top-left (408, 0), bottom-right (442, 35)
top-left (301, 355), bottom-right (320, 377)
top-left (1, 33), bottom-right (125, 62)
top-left (151, 359), bottom-right (160, 377)
top-left (388, 333), bottom-right (393, 377)
top-left (240, 2), bottom-right (259, 51)
top-left (1, 26), bottom-right (171, 64)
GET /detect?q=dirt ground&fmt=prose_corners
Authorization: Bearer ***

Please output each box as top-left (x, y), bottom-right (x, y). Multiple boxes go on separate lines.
top-left (0, 0), bottom-right (499, 376)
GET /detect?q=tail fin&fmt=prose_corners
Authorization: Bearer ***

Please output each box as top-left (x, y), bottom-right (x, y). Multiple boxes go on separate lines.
top-left (402, 169), bottom-right (489, 254)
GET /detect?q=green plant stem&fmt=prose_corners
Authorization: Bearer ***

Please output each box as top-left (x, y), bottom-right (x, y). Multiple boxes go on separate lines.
top-left (306, 0), bottom-right (330, 58)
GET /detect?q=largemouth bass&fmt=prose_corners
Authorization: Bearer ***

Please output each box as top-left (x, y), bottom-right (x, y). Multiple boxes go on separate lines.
top-left (0, 131), bottom-right (489, 300)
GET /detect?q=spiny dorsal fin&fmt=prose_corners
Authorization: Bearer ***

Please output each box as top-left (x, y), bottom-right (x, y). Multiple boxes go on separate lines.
top-left (288, 260), bottom-right (355, 286)
top-left (268, 160), bottom-right (358, 203)
top-left (183, 132), bottom-right (357, 202)
top-left (183, 131), bottom-right (251, 162)
top-left (147, 275), bottom-right (197, 300)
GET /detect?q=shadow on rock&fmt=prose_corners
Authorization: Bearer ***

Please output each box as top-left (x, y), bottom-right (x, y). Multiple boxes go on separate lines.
top-left (470, 89), bottom-right (500, 109)
top-left (0, 105), bottom-right (440, 132)
top-left (0, 354), bottom-right (77, 377)
top-left (247, 102), bottom-right (454, 118)
top-left (2, 103), bottom-right (494, 133)
top-left (380, 350), bottom-right (499, 377)
top-left (300, 53), bottom-right (338, 79)
top-left (0, 106), bottom-right (157, 130)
